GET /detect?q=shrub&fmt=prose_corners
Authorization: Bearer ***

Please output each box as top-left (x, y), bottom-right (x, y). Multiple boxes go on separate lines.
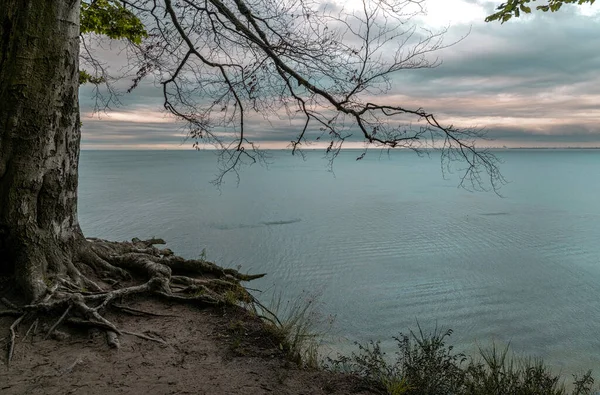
top-left (327, 326), bottom-right (597, 395)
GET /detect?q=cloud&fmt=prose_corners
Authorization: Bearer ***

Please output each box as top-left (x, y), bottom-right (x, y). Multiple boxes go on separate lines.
top-left (80, 1), bottom-right (600, 149)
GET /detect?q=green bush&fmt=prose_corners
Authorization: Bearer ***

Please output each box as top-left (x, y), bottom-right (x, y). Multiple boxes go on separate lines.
top-left (326, 326), bottom-right (597, 395)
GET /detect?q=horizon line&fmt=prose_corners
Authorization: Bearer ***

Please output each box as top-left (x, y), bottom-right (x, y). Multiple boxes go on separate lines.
top-left (80, 147), bottom-right (600, 151)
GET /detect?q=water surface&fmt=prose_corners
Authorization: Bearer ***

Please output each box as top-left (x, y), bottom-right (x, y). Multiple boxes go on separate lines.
top-left (79, 149), bottom-right (600, 377)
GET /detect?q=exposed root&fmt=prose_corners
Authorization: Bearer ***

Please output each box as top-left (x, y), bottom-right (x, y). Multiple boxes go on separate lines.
top-left (66, 317), bottom-right (115, 332)
top-left (23, 319), bottom-right (38, 342)
top-left (1, 298), bottom-right (18, 310)
top-left (41, 284), bottom-right (59, 303)
top-left (44, 306), bottom-right (71, 340)
top-left (72, 299), bottom-right (121, 336)
top-left (113, 304), bottom-right (178, 317)
top-left (78, 247), bottom-right (130, 281)
top-left (4, 237), bottom-right (266, 366)
top-left (7, 314), bottom-right (25, 366)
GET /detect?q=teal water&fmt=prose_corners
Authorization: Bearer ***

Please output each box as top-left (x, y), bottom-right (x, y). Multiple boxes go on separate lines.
top-left (78, 149), bottom-right (600, 377)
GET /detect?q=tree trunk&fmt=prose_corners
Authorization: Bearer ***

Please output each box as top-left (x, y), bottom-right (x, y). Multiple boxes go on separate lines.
top-left (0, 0), bottom-right (82, 302)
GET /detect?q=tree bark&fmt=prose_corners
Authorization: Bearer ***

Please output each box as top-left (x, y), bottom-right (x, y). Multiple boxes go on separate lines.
top-left (0, 0), bottom-right (82, 301)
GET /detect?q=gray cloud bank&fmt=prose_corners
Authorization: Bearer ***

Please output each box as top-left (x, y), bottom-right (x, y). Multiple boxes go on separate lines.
top-left (80, 1), bottom-right (600, 149)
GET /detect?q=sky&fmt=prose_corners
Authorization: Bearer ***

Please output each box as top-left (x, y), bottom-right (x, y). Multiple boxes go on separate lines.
top-left (79, 0), bottom-right (600, 150)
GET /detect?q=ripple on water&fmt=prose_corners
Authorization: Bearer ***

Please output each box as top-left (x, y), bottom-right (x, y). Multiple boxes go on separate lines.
top-left (78, 150), bottom-right (600, 383)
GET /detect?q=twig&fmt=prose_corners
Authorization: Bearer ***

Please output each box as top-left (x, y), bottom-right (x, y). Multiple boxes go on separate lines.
top-left (91, 311), bottom-right (121, 335)
top-left (66, 318), bottom-right (115, 332)
top-left (113, 304), bottom-right (179, 317)
top-left (7, 314), bottom-right (25, 366)
top-left (156, 291), bottom-right (219, 306)
top-left (44, 305), bottom-right (72, 340)
top-left (73, 300), bottom-right (121, 335)
top-left (0, 298), bottom-right (18, 310)
top-left (23, 319), bottom-right (38, 342)
top-left (61, 357), bottom-right (83, 375)
top-left (122, 330), bottom-right (169, 346)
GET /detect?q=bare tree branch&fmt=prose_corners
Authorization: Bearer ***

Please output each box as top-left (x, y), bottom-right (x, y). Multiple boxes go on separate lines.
top-left (105, 0), bottom-right (504, 190)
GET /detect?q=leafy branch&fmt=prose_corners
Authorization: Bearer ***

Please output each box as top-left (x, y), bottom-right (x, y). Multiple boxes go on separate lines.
top-left (486, 0), bottom-right (596, 23)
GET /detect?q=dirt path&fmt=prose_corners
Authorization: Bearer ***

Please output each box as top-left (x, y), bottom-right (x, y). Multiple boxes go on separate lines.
top-left (1, 299), bottom-right (375, 395)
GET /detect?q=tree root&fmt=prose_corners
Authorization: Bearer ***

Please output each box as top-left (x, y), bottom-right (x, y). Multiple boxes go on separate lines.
top-left (113, 303), bottom-right (179, 317)
top-left (1, 298), bottom-right (18, 310)
top-left (23, 319), bottom-right (38, 342)
top-left (44, 306), bottom-right (71, 340)
top-left (4, 237), bottom-right (266, 367)
top-left (7, 314), bottom-right (25, 367)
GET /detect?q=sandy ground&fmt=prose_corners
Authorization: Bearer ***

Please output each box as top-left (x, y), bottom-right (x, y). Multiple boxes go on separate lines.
top-left (0, 298), bottom-right (376, 395)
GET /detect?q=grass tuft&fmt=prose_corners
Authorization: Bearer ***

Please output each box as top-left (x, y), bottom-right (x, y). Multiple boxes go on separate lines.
top-left (326, 325), bottom-right (597, 395)
top-left (254, 290), bottom-right (332, 369)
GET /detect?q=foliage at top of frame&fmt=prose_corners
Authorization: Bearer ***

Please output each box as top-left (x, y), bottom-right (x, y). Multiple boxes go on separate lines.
top-left (486, 0), bottom-right (595, 23)
top-left (81, 0), bottom-right (147, 44)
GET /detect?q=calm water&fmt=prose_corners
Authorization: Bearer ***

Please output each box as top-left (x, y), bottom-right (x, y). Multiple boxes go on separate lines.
top-left (79, 149), bottom-right (600, 377)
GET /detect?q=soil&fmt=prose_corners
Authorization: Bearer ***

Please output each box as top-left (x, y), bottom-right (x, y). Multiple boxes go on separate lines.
top-left (0, 297), bottom-right (377, 395)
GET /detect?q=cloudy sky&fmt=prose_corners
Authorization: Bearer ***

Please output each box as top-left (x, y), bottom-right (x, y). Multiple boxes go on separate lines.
top-left (79, 0), bottom-right (600, 149)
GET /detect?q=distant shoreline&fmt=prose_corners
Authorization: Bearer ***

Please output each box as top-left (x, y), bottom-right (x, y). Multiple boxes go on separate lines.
top-left (80, 147), bottom-right (600, 151)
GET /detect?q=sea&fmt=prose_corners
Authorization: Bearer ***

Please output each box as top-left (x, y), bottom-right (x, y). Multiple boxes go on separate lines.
top-left (78, 149), bottom-right (600, 379)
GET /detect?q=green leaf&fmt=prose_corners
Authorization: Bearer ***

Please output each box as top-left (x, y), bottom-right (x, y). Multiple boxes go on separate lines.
top-left (520, 5), bottom-right (532, 12)
top-left (79, 70), bottom-right (105, 85)
top-left (80, 0), bottom-right (147, 44)
top-left (487, 0), bottom-right (596, 23)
